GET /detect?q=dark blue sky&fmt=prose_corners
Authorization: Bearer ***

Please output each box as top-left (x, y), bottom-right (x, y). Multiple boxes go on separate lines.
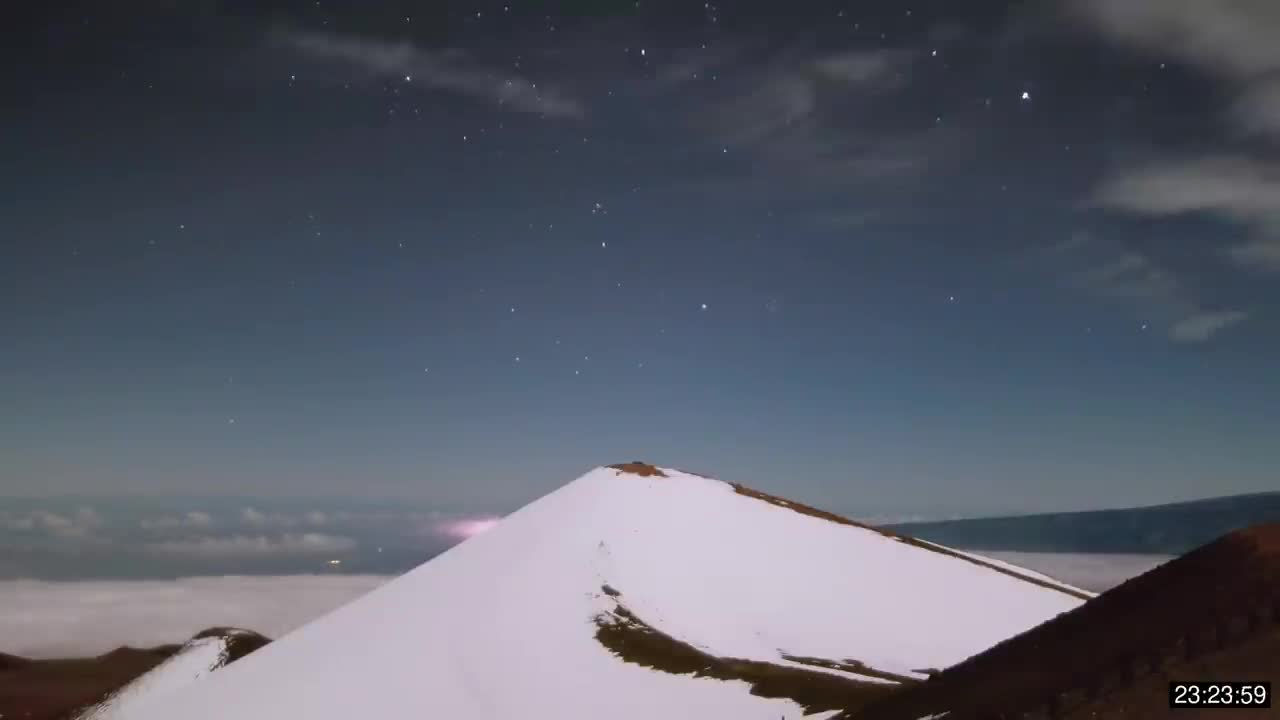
top-left (3, 0), bottom-right (1277, 515)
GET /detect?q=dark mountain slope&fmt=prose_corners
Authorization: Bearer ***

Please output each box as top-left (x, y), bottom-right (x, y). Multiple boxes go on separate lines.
top-left (843, 523), bottom-right (1280, 720)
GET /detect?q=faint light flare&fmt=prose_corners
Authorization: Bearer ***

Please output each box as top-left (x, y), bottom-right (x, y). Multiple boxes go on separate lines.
top-left (436, 516), bottom-right (503, 540)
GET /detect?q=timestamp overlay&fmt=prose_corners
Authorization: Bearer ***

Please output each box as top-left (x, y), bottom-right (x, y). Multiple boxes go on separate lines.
top-left (1169, 682), bottom-right (1271, 709)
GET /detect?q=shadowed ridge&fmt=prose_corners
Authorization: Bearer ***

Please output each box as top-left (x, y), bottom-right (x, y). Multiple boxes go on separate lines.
top-left (844, 523), bottom-right (1280, 720)
top-left (192, 627), bottom-right (271, 665)
top-left (0, 652), bottom-right (32, 670)
top-left (93, 646), bottom-right (180, 663)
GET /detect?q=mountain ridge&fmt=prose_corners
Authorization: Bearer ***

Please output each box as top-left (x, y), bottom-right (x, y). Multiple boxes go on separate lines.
top-left (119, 463), bottom-right (1088, 720)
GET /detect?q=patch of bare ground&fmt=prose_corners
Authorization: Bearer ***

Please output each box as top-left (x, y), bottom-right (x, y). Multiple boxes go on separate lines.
top-left (593, 588), bottom-right (902, 714)
top-left (730, 483), bottom-right (1092, 601)
top-left (840, 523), bottom-right (1280, 720)
top-left (608, 462), bottom-right (668, 478)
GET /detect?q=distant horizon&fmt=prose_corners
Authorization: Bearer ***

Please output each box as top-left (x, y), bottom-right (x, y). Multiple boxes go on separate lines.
top-left (2, 471), bottom-right (1274, 516)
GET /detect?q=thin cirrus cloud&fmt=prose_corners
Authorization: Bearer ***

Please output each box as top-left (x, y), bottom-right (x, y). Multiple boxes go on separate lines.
top-left (1068, 0), bottom-right (1280, 274)
top-left (1168, 310), bottom-right (1251, 343)
top-left (275, 28), bottom-right (585, 118)
top-left (671, 44), bottom-right (931, 207)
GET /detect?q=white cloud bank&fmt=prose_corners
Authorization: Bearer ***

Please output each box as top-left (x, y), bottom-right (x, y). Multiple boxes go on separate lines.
top-left (981, 551), bottom-right (1173, 593)
top-left (0, 575), bottom-right (389, 658)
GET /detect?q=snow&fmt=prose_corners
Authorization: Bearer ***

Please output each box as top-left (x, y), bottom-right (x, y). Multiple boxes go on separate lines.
top-left (128, 467), bottom-right (1087, 720)
top-left (77, 636), bottom-right (229, 719)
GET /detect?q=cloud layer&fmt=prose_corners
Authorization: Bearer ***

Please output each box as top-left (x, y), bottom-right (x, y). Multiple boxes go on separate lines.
top-left (0, 575), bottom-right (388, 658)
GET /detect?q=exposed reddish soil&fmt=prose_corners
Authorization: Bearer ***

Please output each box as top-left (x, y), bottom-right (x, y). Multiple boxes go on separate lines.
top-left (608, 462), bottom-right (668, 478)
top-left (842, 523), bottom-right (1280, 720)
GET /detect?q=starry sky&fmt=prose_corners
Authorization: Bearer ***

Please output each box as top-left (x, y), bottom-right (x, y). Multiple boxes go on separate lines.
top-left (3, 0), bottom-right (1278, 516)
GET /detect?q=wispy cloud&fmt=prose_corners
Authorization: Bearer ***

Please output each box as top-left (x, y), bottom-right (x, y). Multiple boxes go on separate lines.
top-left (813, 49), bottom-right (914, 87)
top-left (1070, 0), bottom-right (1280, 272)
top-left (147, 533), bottom-right (357, 557)
top-left (275, 29), bottom-right (585, 118)
top-left (0, 576), bottom-right (387, 658)
top-left (1169, 310), bottom-right (1250, 343)
top-left (1091, 155), bottom-right (1280, 272)
top-left (698, 47), bottom-right (915, 149)
top-left (1043, 232), bottom-right (1249, 343)
top-left (670, 44), bottom-right (932, 212)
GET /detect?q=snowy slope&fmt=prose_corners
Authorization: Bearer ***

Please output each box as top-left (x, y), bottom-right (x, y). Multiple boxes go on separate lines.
top-left (76, 629), bottom-right (262, 719)
top-left (127, 466), bottom-right (1088, 720)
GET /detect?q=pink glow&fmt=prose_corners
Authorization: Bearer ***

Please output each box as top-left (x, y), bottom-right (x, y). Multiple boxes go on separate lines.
top-left (436, 516), bottom-right (502, 540)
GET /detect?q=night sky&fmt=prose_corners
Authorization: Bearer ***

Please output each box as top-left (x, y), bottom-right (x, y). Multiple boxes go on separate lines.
top-left (4, 0), bottom-right (1277, 516)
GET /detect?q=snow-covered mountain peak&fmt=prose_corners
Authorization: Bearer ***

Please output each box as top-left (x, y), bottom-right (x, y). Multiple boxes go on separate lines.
top-left (125, 464), bottom-right (1090, 719)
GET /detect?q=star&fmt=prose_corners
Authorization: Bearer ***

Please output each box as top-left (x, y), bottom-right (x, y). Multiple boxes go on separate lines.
top-left (700, 303), bottom-right (708, 310)
top-left (1021, 91), bottom-right (1032, 101)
